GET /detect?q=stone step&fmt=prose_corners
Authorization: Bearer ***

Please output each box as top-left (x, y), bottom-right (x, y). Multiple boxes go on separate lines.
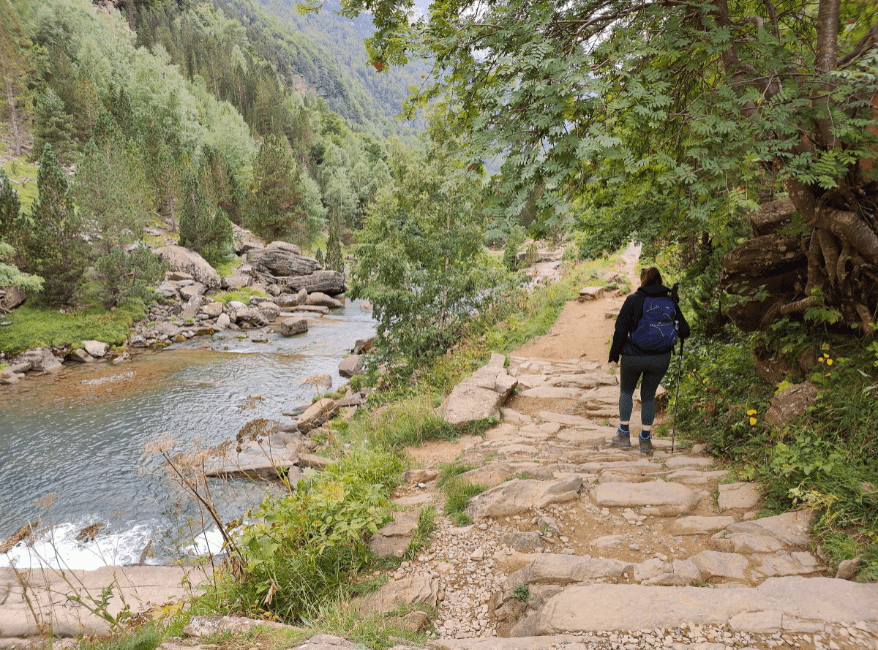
top-left (511, 577), bottom-right (878, 636)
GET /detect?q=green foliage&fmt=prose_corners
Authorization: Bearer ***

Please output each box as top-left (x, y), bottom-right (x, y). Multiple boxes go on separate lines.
top-left (436, 460), bottom-right (474, 488)
top-left (0, 170), bottom-right (22, 246)
top-left (677, 322), bottom-right (878, 581)
top-left (179, 174), bottom-right (235, 266)
top-left (441, 478), bottom-right (487, 527)
top-left (503, 225), bottom-right (525, 271)
top-left (324, 215), bottom-right (344, 272)
top-left (0, 302), bottom-right (146, 354)
top-left (249, 135), bottom-right (308, 244)
top-left (513, 584), bottom-right (529, 602)
top-left (20, 146), bottom-right (88, 306)
top-left (77, 624), bottom-right (163, 650)
top-left (92, 246), bottom-right (167, 310)
top-left (33, 89), bottom-right (73, 161)
top-left (0, 243), bottom-right (43, 293)
top-left (349, 130), bottom-right (508, 371)
top-left (214, 287), bottom-right (270, 305)
top-left (210, 448), bottom-right (400, 621)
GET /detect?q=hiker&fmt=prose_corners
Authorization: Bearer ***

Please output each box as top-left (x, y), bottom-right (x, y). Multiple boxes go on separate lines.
top-left (608, 266), bottom-right (690, 454)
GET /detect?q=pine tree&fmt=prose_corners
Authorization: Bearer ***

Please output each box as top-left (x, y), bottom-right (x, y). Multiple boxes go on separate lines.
top-left (33, 90), bottom-right (74, 162)
top-left (70, 76), bottom-right (103, 147)
top-left (249, 134), bottom-right (306, 243)
top-left (22, 146), bottom-right (87, 305)
top-left (325, 213), bottom-right (343, 272)
top-left (179, 173), bottom-right (234, 266)
top-left (0, 169), bottom-right (21, 248)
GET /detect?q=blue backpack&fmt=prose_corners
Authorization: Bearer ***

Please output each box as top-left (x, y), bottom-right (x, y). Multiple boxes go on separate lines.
top-left (631, 296), bottom-right (678, 352)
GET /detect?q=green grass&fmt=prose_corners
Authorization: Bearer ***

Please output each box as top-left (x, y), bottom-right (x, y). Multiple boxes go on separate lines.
top-left (213, 287), bottom-right (269, 305)
top-left (214, 256), bottom-right (243, 279)
top-left (403, 505), bottom-right (438, 561)
top-left (0, 302), bottom-right (147, 354)
top-left (442, 479), bottom-right (488, 526)
top-left (436, 460), bottom-right (475, 487)
top-left (1, 159), bottom-right (39, 208)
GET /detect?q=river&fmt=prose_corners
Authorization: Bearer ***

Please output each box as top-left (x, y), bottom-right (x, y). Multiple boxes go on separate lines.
top-left (0, 300), bottom-right (375, 570)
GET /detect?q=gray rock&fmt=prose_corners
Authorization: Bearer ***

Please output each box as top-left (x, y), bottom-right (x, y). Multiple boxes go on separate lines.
top-left (156, 281), bottom-right (179, 298)
top-left (201, 302), bottom-right (223, 318)
top-left (402, 469), bottom-right (438, 485)
top-left (167, 271), bottom-right (193, 281)
top-left (266, 241), bottom-right (300, 254)
top-left (360, 576), bottom-right (439, 614)
top-left (438, 352), bottom-right (518, 426)
top-left (690, 550), bottom-right (749, 580)
top-left (69, 348), bottom-right (94, 363)
top-left (532, 577), bottom-right (878, 634)
top-left (298, 453), bottom-right (332, 470)
top-left (592, 535), bottom-right (625, 549)
top-left (632, 558), bottom-right (667, 582)
top-left (466, 476), bottom-right (582, 519)
top-left (368, 534), bottom-right (410, 559)
top-left (500, 531), bottom-right (543, 551)
top-left (248, 247), bottom-right (319, 277)
top-left (297, 288), bottom-right (308, 305)
top-left (338, 355), bottom-right (363, 377)
top-left (641, 559), bottom-right (702, 586)
top-left (375, 511), bottom-right (420, 538)
top-left (307, 291), bottom-right (343, 308)
top-left (257, 302), bottom-right (281, 322)
top-left (215, 313), bottom-right (230, 330)
top-left (506, 554), bottom-right (632, 589)
top-left (518, 386), bottom-right (582, 400)
top-left (179, 282), bottom-right (206, 301)
top-left (10, 347), bottom-right (62, 373)
top-left (594, 481), bottom-right (699, 516)
top-left (221, 275), bottom-right (249, 290)
top-left (671, 516), bottom-right (736, 536)
top-left (298, 398), bottom-right (338, 433)
top-left (228, 300), bottom-right (247, 311)
top-left (155, 245), bottom-right (220, 288)
top-left (0, 285), bottom-right (27, 310)
top-left (82, 340), bottom-right (109, 358)
top-left (275, 293), bottom-right (298, 307)
top-left (280, 270), bottom-right (346, 296)
top-left (835, 556), bottom-right (861, 580)
top-left (717, 482), bottom-right (761, 511)
top-left (279, 317), bottom-right (308, 336)
top-left (289, 635), bottom-right (354, 650)
top-left (234, 307), bottom-right (268, 327)
top-left (578, 286), bottom-right (604, 300)
top-left (184, 616), bottom-right (291, 638)
top-left (765, 381), bottom-right (818, 427)
top-left (232, 224), bottom-right (264, 255)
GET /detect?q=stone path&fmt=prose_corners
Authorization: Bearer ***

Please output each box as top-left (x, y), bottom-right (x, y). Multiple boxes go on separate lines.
top-left (363, 255), bottom-right (878, 650)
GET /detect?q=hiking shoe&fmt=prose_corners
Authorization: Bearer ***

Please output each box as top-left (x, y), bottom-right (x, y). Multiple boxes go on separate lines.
top-left (609, 429), bottom-right (631, 449)
top-left (639, 436), bottom-right (653, 455)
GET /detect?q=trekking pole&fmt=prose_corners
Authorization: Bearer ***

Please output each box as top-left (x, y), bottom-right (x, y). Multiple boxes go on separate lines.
top-left (671, 338), bottom-right (684, 454)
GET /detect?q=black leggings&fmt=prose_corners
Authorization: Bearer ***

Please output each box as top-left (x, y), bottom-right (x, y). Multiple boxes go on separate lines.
top-left (619, 352), bottom-right (672, 430)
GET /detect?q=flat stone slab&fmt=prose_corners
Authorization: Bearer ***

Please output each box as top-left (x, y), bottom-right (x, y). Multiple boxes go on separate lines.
top-left (433, 636), bottom-right (582, 650)
top-left (690, 550), bottom-right (749, 580)
top-left (0, 565), bottom-right (208, 637)
top-left (531, 577), bottom-right (878, 634)
top-left (718, 482), bottom-right (761, 511)
top-left (376, 510), bottom-right (420, 537)
top-left (518, 387), bottom-right (582, 400)
top-left (593, 481), bottom-right (699, 516)
top-left (466, 477), bottom-right (582, 519)
top-left (506, 554), bottom-right (632, 589)
top-left (713, 510), bottom-right (813, 553)
top-left (665, 456), bottom-right (714, 468)
top-left (671, 516), bottom-right (737, 535)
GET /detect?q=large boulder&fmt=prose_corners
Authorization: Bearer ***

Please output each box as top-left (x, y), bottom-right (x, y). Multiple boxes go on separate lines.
top-left (438, 352), bottom-right (518, 426)
top-left (234, 307), bottom-right (268, 327)
top-left (298, 398), bottom-right (339, 433)
top-left (360, 576), bottom-right (439, 614)
top-left (10, 347), bottom-right (62, 372)
top-left (307, 292), bottom-right (343, 308)
top-left (0, 286), bottom-right (27, 310)
top-left (248, 247), bottom-right (320, 277)
top-left (465, 476), bottom-right (582, 519)
top-left (82, 340), bottom-right (109, 358)
top-left (232, 224), bottom-right (264, 255)
top-left (765, 381), bottom-right (817, 427)
top-left (279, 317), bottom-right (308, 336)
top-left (338, 355), bottom-right (362, 377)
top-left (280, 270), bottom-right (347, 296)
top-left (155, 245), bottom-right (220, 288)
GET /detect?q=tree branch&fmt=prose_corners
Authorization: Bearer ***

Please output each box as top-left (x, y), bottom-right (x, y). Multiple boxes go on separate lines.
top-left (838, 21), bottom-right (878, 69)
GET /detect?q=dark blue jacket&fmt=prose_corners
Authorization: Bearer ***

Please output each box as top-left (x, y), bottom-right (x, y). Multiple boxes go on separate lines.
top-left (609, 284), bottom-right (690, 363)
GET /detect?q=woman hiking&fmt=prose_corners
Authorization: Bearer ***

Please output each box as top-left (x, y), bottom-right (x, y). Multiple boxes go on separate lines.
top-left (608, 267), bottom-right (690, 454)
